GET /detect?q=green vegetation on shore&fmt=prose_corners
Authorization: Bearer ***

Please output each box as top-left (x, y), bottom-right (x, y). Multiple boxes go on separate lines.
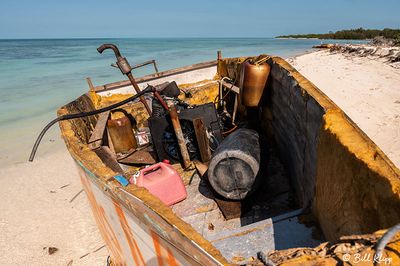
top-left (276, 28), bottom-right (400, 41)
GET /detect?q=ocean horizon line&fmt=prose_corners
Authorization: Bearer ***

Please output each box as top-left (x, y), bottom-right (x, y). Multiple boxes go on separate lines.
top-left (0, 36), bottom-right (277, 41)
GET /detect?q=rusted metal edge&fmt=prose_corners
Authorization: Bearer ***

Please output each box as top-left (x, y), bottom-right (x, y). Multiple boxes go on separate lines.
top-left (94, 60), bottom-right (217, 93)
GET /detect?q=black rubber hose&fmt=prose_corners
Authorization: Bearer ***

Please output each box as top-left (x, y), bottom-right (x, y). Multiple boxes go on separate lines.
top-left (29, 86), bottom-right (153, 162)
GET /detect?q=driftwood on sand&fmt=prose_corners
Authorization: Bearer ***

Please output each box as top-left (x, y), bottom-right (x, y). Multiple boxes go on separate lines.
top-left (314, 42), bottom-right (399, 69)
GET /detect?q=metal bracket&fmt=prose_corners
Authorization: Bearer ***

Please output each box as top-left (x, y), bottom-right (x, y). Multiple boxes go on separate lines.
top-left (111, 59), bottom-right (159, 74)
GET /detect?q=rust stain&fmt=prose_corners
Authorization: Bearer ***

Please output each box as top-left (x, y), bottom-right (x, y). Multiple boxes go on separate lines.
top-left (79, 172), bottom-right (125, 264)
top-left (166, 248), bottom-right (178, 266)
top-left (151, 231), bottom-right (165, 266)
top-left (114, 201), bottom-right (145, 266)
top-left (151, 230), bottom-right (179, 266)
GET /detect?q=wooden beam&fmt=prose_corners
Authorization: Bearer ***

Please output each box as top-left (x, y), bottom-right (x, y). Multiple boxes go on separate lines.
top-left (193, 118), bottom-right (211, 163)
top-left (217, 51), bottom-right (222, 60)
top-left (88, 111), bottom-right (110, 150)
top-left (86, 77), bottom-right (95, 91)
top-left (220, 80), bottom-right (240, 94)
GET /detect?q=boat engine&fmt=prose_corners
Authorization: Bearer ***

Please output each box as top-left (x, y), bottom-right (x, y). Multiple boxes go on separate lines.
top-left (149, 102), bottom-right (223, 163)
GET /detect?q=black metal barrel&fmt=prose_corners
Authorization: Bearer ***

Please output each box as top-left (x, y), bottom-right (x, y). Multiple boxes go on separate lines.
top-left (208, 128), bottom-right (261, 200)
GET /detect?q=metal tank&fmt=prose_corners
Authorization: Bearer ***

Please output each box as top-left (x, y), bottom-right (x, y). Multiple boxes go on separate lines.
top-left (242, 61), bottom-right (270, 107)
top-left (207, 128), bottom-right (261, 200)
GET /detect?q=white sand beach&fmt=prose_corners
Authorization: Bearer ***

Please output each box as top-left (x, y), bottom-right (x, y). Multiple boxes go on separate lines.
top-left (290, 49), bottom-right (400, 167)
top-left (0, 150), bottom-right (108, 265)
top-left (1, 47), bottom-right (399, 265)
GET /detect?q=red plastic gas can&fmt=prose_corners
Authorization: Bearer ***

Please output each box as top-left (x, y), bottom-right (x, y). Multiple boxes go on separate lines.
top-left (130, 162), bottom-right (187, 206)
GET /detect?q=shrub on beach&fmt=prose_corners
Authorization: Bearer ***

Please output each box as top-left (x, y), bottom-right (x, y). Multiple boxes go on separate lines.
top-left (277, 28), bottom-right (400, 43)
top-left (395, 34), bottom-right (400, 47)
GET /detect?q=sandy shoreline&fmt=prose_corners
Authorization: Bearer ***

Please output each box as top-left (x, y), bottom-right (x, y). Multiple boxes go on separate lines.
top-left (1, 47), bottom-right (399, 265)
top-left (0, 149), bottom-right (108, 265)
top-left (290, 49), bottom-right (400, 168)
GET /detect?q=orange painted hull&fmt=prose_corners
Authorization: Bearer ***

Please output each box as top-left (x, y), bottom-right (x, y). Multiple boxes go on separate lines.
top-left (76, 164), bottom-right (221, 266)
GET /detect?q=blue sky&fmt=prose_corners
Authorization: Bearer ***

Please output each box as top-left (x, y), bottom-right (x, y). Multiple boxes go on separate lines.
top-left (0, 0), bottom-right (399, 38)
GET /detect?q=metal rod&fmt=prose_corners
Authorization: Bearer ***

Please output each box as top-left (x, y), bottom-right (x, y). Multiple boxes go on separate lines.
top-left (153, 91), bottom-right (169, 110)
top-left (152, 60), bottom-right (159, 73)
top-left (131, 59), bottom-right (159, 74)
top-left (97, 43), bottom-right (152, 116)
top-left (112, 59), bottom-right (159, 74)
top-left (168, 104), bottom-right (191, 169)
top-left (126, 73), bottom-right (152, 115)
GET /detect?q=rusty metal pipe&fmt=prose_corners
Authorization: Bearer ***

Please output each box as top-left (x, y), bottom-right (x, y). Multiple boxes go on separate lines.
top-left (97, 44), bottom-right (122, 58)
top-left (97, 43), bottom-right (152, 116)
top-left (153, 90), bottom-right (169, 111)
top-left (168, 104), bottom-right (191, 169)
top-left (126, 73), bottom-right (152, 115)
top-left (131, 59), bottom-right (159, 73)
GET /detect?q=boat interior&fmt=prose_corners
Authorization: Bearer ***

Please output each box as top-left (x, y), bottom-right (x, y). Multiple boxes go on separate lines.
top-left (59, 54), bottom-right (400, 265)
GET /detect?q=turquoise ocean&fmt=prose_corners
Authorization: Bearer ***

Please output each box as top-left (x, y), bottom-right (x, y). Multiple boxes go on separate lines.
top-left (0, 38), bottom-right (365, 165)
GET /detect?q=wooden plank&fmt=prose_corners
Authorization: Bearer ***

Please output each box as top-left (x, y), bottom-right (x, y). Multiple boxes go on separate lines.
top-left (193, 118), bottom-right (211, 163)
top-left (94, 60), bottom-right (217, 93)
top-left (193, 160), bottom-right (209, 177)
top-left (88, 111), bottom-right (110, 150)
top-left (117, 149), bottom-right (157, 165)
top-left (93, 146), bottom-right (124, 174)
top-left (214, 198), bottom-right (242, 220)
top-left (86, 77), bottom-right (95, 91)
top-left (220, 80), bottom-right (240, 94)
top-left (217, 51), bottom-right (222, 60)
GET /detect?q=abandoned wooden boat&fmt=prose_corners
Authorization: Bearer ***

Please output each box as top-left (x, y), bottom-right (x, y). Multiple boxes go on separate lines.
top-left (55, 50), bottom-right (400, 265)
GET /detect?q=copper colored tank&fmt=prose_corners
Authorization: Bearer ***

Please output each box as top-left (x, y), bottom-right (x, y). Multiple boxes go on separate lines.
top-left (107, 116), bottom-right (137, 154)
top-left (242, 62), bottom-right (270, 107)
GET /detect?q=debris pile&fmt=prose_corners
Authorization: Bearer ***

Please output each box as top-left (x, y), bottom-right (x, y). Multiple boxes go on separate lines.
top-left (265, 231), bottom-right (400, 265)
top-left (86, 44), bottom-right (272, 209)
top-left (329, 44), bottom-right (400, 64)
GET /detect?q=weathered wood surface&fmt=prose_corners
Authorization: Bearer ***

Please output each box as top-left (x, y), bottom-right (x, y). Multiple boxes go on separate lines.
top-left (220, 80), bottom-right (240, 94)
top-left (86, 77), bottom-right (95, 90)
top-left (266, 59), bottom-right (325, 209)
top-left (88, 111), bottom-right (110, 150)
top-left (93, 146), bottom-right (123, 174)
top-left (193, 118), bottom-right (211, 163)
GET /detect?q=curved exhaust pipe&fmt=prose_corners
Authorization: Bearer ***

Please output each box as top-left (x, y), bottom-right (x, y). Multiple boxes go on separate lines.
top-left (97, 44), bottom-right (122, 59)
top-left (97, 43), bottom-right (152, 115)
